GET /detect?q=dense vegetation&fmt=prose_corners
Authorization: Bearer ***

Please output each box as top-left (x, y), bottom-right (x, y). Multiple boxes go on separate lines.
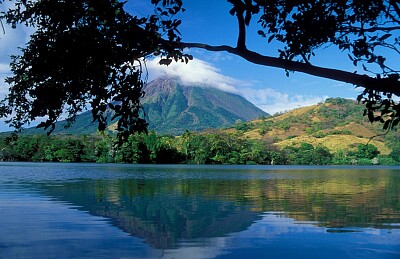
top-left (0, 129), bottom-right (398, 165)
top-left (2, 98), bottom-right (400, 165)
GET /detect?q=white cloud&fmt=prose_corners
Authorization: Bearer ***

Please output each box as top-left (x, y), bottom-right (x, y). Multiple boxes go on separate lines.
top-left (258, 96), bottom-right (328, 115)
top-left (0, 63), bottom-right (10, 98)
top-left (146, 57), bottom-right (240, 93)
top-left (240, 87), bottom-right (329, 115)
top-left (0, 25), bottom-right (31, 60)
top-left (146, 57), bottom-right (329, 115)
top-left (0, 17), bottom-right (34, 131)
top-left (0, 17), bottom-right (33, 98)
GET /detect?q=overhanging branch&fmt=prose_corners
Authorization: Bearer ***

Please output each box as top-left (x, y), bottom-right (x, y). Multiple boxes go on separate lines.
top-left (181, 42), bottom-right (400, 97)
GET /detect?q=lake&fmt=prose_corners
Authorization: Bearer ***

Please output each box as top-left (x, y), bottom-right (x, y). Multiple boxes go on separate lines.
top-left (0, 163), bottom-right (399, 258)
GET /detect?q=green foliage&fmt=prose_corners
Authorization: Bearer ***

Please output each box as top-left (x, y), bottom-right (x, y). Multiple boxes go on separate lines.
top-left (305, 123), bottom-right (322, 135)
top-left (330, 144), bottom-right (381, 165)
top-left (355, 144), bottom-right (380, 159)
top-left (389, 145), bottom-right (400, 162)
top-left (318, 99), bottom-right (365, 127)
top-left (282, 143), bottom-right (333, 165)
top-left (54, 139), bottom-right (85, 162)
top-left (328, 129), bottom-right (352, 135)
top-left (0, 135), bottom-right (95, 162)
top-left (0, 130), bottom-right (399, 165)
top-left (151, 135), bottom-right (184, 164)
top-left (377, 156), bottom-right (398, 166)
top-left (331, 149), bottom-right (352, 165)
top-left (234, 121), bottom-right (250, 131)
top-left (180, 132), bottom-right (212, 164)
top-left (312, 131), bottom-right (327, 138)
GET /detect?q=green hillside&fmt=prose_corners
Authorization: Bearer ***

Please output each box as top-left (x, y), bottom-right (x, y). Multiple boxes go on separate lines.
top-left (229, 97), bottom-right (398, 156)
top-left (21, 77), bottom-right (268, 135)
top-left (2, 97), bottom-right (400, 165)
top-left (120, 77), bottom-right (268, 135)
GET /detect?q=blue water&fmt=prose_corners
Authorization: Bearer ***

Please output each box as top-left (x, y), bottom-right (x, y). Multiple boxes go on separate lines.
top-left (0, 162), bottom-right (399, 258)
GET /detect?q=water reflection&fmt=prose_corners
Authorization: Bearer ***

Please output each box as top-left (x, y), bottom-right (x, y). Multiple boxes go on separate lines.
top-left (33, 167), bottom-right (400, 249)
top-left (1, 163), bottom-right (400, 258)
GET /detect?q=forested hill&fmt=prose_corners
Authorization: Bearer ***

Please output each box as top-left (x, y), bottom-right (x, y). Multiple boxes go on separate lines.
top-left (231, 97), bottom-right (398, 156)
top-left (136, 77), bottom-right (268, 135)
top-left (20, 77), bottom-right (268, 135)
top-left (2, 97), bottom-right (400, 165)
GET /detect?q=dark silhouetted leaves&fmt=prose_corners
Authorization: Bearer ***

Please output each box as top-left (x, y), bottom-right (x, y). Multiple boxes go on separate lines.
top-left (0, 0), bottom-right (187, 143)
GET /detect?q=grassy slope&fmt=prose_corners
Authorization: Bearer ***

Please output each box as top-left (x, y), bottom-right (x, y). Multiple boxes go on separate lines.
top-left (16, 96), bottom-right (398, 157)
top-left (231, 98), bottom-right (397, 155)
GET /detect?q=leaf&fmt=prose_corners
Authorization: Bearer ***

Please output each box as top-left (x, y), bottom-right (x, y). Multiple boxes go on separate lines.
top-left (229, 7), bottom-right (236, 16)
top-left (159, 59), bottom-right (172, 66)
top-left (347, 54), bottom-right (354, 61)
top-left (258, 30), bottom-right (266, 37)
top-left (383, 120), bottom-right (391, 130)
top-left (368, 111), bottom-right (374, 122)
top-left (99, 104), bottom-right (107, 112)
top-left (379, 33), bottom-right (392, 41)
top-left (36, 122), bottom-right (46, 128)
top-left (393, 119), bottom-right (399, 128)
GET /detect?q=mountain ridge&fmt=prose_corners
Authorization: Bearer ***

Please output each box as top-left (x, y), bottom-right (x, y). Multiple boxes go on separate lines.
top-left (20, 76), bottom-right (268, 135)
top-left (109, 76), bottom-right (268, 135)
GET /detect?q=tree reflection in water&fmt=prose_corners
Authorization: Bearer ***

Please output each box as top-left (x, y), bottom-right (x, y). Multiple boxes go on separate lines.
top-left (35, 167), bottom-right (400, 249)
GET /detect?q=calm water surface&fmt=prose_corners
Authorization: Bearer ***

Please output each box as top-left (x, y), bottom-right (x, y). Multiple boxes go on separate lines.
top-left (0, 163), bottom-right (399, 258)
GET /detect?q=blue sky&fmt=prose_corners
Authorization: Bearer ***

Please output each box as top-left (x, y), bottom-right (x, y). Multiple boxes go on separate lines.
top-left (0, 1), bottom-right (385, 131)
top-left (134, 1), bottom-right (361, 109)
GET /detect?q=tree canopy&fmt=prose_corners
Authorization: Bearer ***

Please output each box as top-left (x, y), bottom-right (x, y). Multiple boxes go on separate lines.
top-left (0, 0), bottom-right (400, 139)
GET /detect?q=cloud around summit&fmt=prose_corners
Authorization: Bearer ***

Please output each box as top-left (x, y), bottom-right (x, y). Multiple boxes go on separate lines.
top-left (146, 57), bottom-right (329, 114)
top-left (146, 57), bottom-right (240, 94)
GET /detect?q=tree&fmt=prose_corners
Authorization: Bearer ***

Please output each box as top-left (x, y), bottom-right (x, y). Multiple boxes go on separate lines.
top-left (0, 0), bottom-right (190, 142)
top-left (180, 132), bottom-right (212, 164)
top-left (54, 138), bottom-right (85, 162)
top-left (1, 0), bottom-right (400, 136)
top-left (389, 144), bottom-right (400, 162)
top-left (281, 143), bottom-right (333, 165)
top-left (356, 143), bottom-right (380, 159)
top-left (114, 134), bottom-right (150, 163)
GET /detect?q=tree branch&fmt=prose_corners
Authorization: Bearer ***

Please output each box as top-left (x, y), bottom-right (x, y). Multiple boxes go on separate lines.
top-left (390, 0), bottom-right (400, 17)
top-left (341, 25), bottom-right (400, 33)
top-left (181, 42), bottom-right (400, 96)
